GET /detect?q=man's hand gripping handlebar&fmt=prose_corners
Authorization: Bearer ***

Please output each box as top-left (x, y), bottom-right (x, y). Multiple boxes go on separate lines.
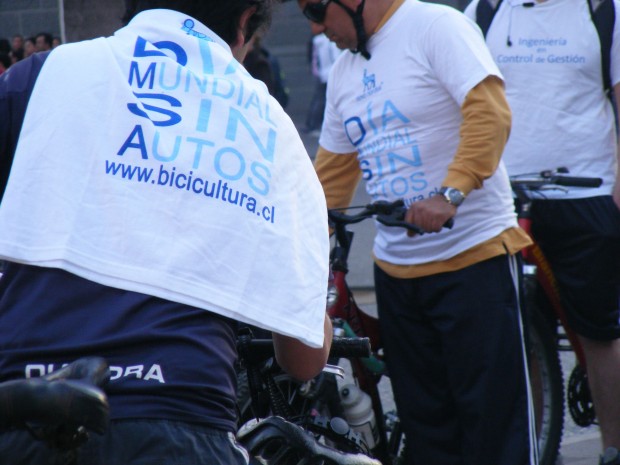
top-left (328, 199), bottom-right (454, 236)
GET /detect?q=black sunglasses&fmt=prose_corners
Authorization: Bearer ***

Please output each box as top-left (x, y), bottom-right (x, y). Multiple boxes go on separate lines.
top-left (303, 0), bottom-right (334, 23)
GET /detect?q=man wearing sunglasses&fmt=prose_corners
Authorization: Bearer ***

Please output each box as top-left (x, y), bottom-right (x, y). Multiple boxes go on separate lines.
top-left (302, 0), bottom-right (372, 58)
top-left (298, 0), bottom-right (537, 464)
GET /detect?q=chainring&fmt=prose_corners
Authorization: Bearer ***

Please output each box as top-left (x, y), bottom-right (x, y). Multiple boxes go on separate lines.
top-left (567, 365), bottom-right (597, 427)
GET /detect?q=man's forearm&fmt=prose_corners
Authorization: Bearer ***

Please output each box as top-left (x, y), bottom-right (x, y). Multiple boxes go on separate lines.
top-left (273, 313), bottom-right (333, 381)
top-left (443, 75), bottom-right (511, 194)
top-left (314, 147), bottom-right (361, 210)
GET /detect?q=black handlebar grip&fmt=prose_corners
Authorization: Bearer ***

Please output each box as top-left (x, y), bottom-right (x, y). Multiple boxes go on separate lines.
top-left (238, 337), bottom-right (371, 363)
top-left (329, 337), bottom-right (372, 358)
top-left (376, 213), bottom-right (454, 234)
top-left (238, 339), bottom-right (273, 363)
top-left (554, 176), bottom-right (603, 188)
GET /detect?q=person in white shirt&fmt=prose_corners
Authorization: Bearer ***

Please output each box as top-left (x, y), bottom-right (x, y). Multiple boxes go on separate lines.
top-left (297, 0), bottom-right (537, 463)
top-left (304, 24), bottom-right (342, 133)
top-left (464, 1), bottom-right (620, 463)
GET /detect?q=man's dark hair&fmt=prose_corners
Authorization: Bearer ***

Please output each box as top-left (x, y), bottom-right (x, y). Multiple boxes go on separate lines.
top-left (0, 53), bottom-right (10, 69)
top-left (0, 39), bottom-right (9, 54)
top-left (35, 32), bottom-right (53, 48)
top-left (10, 49), bottom-right (23, 62)
top-left (122, 0), bottom-right (277, 45)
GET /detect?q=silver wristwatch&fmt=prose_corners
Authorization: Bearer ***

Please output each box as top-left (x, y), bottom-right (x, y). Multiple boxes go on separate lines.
top-left (439, 187), bottom-right (466, 207)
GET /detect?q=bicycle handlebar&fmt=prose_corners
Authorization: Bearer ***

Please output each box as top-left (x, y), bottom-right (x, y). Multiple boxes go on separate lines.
top-left (237, 335), bottom-right (372, 365)
top-left (328, 200), bottom-right (453, 234)
top-left (510, 169), bottom-right (603, 191)
top-left (552, 176), bottom-right (603, 188)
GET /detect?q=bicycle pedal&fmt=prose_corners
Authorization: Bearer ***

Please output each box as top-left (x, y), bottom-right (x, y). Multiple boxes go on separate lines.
top-left (322, 364), bottom-right (345, 379)
top-left (600, 447), bottom-right (620, 465)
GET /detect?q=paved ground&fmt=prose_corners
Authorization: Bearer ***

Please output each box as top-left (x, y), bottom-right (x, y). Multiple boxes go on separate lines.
top-left (560, 433), bottom-right (602, 465)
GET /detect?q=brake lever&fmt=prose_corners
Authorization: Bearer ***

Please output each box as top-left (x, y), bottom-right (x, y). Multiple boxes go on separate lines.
top-left (365, 199), bottom-right (405, 215)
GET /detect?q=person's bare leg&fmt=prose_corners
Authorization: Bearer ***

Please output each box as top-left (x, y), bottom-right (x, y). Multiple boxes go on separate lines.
top-left (580, 336), bottom-right (620, 451)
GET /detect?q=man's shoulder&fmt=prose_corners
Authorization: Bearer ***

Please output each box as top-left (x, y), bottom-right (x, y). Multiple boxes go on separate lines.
top-left (0, 51), bottom-right (50, 96)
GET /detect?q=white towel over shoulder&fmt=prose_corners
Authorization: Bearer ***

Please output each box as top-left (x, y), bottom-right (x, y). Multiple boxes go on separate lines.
top-left (0, 9), bottom-right (330, 347)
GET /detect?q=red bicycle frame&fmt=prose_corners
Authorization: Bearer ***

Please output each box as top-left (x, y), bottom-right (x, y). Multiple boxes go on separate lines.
top-left (518, 215), bottom-right (587, 367)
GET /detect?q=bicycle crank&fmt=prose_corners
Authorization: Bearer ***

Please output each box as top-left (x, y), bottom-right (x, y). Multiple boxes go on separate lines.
top-left (567, 364), bottom-right (597, 427)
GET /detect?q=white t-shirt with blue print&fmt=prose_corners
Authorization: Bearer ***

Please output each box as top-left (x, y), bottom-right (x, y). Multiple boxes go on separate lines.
top-left (320, 0), bottom-right (518, 265)
top-left (464, 0), bottom-right (620, 198)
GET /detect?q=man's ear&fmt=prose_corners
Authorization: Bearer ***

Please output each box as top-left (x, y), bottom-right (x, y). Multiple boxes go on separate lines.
top-left (232, 5), bottom-right (258, 51)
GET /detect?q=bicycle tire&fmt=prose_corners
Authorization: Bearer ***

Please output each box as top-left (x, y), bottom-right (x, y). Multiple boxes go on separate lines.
top-left (524, 276), bottom-right (564, 465)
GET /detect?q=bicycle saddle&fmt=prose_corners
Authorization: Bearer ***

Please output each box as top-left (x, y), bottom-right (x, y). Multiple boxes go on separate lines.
top-left (0, 357), bottom-right (110, 439)
top-left (237, 416), bottom-right (382, 465)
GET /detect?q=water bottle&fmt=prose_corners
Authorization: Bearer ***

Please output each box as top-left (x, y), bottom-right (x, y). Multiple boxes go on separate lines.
top-left (339, 383), bottom-right (379, 449)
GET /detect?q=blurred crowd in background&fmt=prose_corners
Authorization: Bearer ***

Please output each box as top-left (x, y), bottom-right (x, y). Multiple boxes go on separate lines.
top-left (0, 33), bottom-right (62, 75)
top-left (0, 24), bottom-right (334, 128)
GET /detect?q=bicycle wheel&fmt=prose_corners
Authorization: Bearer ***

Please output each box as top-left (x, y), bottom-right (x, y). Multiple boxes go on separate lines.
top-left (524, 277), bottom-right (564, 465)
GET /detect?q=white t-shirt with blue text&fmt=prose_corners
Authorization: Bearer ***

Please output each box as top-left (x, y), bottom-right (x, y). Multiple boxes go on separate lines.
top-left (464, 0), bottom-right (620, 198)
top-left (320, 0), bottom-right (518, 265)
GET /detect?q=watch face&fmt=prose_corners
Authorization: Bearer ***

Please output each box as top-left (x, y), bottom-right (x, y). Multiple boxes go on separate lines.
top-left (442, 188), bottom-right (465, 206)
top-left (448, 190), bottom-right (461, 204)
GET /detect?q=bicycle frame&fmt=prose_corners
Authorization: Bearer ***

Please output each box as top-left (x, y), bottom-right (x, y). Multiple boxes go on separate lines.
top-left (511, 169), bottom-right (603, 433)
top-left (236, 329), bottom-right (385, 464)
top-left (327, 196), bottom-right (570, 465)
top-left (518, 214), bottom-right (587, 367)
top-left (326, 211), bottom-right (402, 465)
top-left (328, 280), bottom-right (392, 462)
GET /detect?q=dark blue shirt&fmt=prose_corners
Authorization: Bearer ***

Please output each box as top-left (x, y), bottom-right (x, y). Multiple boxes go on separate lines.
top-left (0, 54), bottom-right (239, 432)
top-left (0, 51), bottom-right (49, 203)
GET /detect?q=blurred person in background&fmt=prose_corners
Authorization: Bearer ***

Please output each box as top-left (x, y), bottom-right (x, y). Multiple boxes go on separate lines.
top-left (0, 53), bottom-right (10, 75)
top-left (34, 32), bottom-right (53, 52)
top-left (303, 21), bottom-right (341, 135)
top-left (23, 37), bottom-right (36, 58)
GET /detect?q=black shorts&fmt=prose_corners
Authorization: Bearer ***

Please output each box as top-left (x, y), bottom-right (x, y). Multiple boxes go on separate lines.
top-left (531, 195), bottom-right (620, 341)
